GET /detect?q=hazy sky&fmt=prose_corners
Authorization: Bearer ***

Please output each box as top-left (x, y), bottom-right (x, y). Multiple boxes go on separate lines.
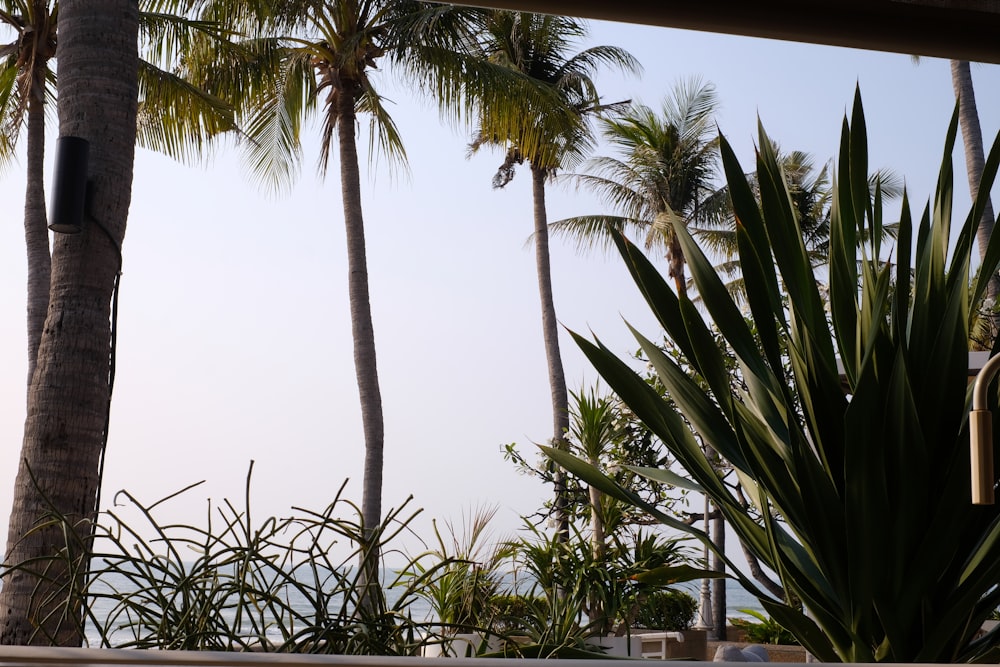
top-left (0, 17), bottom-right (998, 564)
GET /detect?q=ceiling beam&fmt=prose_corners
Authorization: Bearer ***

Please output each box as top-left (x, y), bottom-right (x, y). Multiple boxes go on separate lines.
top-left (453, 0), bottom-right (1000, 64)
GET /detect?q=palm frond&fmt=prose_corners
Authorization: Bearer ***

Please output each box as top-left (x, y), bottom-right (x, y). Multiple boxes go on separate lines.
top-left (136, 60), bottom-right (237, 164)
top-left (549, 214), bottom-right (650, 254)
top-left (241, 49), bottom-right (313, 194)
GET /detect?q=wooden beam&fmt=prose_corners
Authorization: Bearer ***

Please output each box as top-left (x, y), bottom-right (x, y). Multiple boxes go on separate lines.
top-left (452, 0), bottom-right (1000, 64)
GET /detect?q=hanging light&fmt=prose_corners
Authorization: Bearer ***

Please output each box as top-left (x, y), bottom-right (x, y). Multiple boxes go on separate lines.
top-left (48, 136), bottom-right (90, 234)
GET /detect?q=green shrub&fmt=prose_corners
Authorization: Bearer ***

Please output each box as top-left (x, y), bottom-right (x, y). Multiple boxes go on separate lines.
top-left (633, 589), bottom-right (697, 630)
top-left (730, 610), bottom-right (799, 645)
top-left (484, 594), bottom-right (548, 635)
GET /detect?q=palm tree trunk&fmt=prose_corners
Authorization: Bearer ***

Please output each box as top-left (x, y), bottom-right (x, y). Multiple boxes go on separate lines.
top-left (0, 0), bottom-right (137, 645)
top-left (336, 85), bottom-right (385, 590)
top-left (668, 234), bottom-right (687, 297)
top-left (588, 476), bottom-right (607, 630)
top-left (711, 509), bottom-right (726, 640)
top-left (951, 60), bottom-right (1000, 327)
top-left (24, 89), bottom-right (50, 390)
top-left (530, 164), bottom-right (569, 540)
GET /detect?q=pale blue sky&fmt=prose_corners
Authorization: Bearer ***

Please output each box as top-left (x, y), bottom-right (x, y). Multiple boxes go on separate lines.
top-left (0, 17), bottom-right (997, 561)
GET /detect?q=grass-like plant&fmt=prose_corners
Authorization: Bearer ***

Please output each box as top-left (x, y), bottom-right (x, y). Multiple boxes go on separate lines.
top-left (400, 504), bottom-right (513, 656)
top-left (545, 89), bottom-right (1000, 662)
top-left (80, 466), bottom-right (434, 653)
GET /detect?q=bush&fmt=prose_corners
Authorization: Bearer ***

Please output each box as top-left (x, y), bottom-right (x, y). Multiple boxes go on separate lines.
top-left (484, 594), bottom-right (548, 635)
top-left (633, 589), bottom-right (697, 630)
top-left (730, 610), bottom-right (799, 645)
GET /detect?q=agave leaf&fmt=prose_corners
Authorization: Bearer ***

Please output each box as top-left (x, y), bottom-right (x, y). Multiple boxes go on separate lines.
top-left (674, 222), bottom-right (777, 397)
top-left (756, 124), bottom-right (829, 344)
top-left (611, 232), bottom-right (699, 364)
top-left (540, 444), bottom-right (772, 602)
top-left (718, 134), bottom-right (787, 375)
top-left (626, 465), bottom-right (702, 493)
top-left (631, 325), bottom-right (750, 476)
top-left (759, 597), bottom-right (838, 663)
top-left (632, 564), bottom-right (728, 586)
top-left (968, 125), bottom-right (1000, 308)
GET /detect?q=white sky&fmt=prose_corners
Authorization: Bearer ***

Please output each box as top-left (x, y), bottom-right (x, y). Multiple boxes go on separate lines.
top-left (0, 18), bottom-right (998, 565)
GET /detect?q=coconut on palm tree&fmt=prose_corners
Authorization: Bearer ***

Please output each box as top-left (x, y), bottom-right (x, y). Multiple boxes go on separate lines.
top-left (467, 11), bottom-right (639, 538)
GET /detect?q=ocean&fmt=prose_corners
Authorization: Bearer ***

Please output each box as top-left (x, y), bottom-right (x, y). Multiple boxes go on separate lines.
top-left (82, 573), bottom-right (766, 647)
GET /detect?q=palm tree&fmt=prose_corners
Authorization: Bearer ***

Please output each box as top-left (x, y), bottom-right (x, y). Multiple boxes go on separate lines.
top-left (0, 0), bottom-right (236, 388)
top-left (192, 0), bottom-right (503, 563)
top-left (550, 82), bottom-right (725, 635)
top-left (951, 60), bottom-right (999, 333)
top-left (551, 78), bottom-right (719, 297)
top-left (467, 11), bottom-right (639, 538)
top-left (0, 0), bottom-right (139, 645)
top-left (0, 2), bottom-right (56, 389)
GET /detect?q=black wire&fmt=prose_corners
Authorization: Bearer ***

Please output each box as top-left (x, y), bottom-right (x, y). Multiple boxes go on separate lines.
top-left (87, 216), bottom-right (122, 525)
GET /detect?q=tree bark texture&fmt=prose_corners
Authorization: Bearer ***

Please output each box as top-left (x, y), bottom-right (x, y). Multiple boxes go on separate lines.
top-left (711, 508), bottom-right (726, 640)
top-left (336, 86), bottom-right (385, 544)
top-left (24, 87), bottom-right (50, 390)
top-left (531, 164), bottom-right (569, 540)
top-left (0, 0), bottom-right (137, 646)
top-left (952, 60), bottom-right (999, 309)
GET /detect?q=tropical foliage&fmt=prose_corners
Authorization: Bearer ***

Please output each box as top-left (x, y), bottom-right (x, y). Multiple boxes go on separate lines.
top-left (551, 78), bottom-right (719, 296)
top-left (730, 609), bottom-right (799, 646)
top-left (546, 90), bottom-right (1000, 662)
top-left (27, 469), bottom-right (436, 652)
top-left (633, 588), bottom-right (698, 631)
top-left (0, 0), bottom-right (236, 387)
top-left (402, 505), bottom-right (512, 632)
top-left (467, 11), bottom-right (640, 540)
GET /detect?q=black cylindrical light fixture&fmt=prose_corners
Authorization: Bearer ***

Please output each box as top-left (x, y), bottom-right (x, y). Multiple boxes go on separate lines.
top-left (48, 136), bottom-right (90, 234)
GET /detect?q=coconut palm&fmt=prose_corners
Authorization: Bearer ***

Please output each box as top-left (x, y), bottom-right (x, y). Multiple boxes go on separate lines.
top-left (467, 11), bottom-right (639, 538)
top-left (0, 0), bottom-right (235, 388)
top-left (190, 0), bottom-right (519, 568)
top-left (551, 78), bottom-right (719, 297)
top-left (0, 0), bottom-right (139, 645)
top-left (952, 60), bottom-right (999, 332)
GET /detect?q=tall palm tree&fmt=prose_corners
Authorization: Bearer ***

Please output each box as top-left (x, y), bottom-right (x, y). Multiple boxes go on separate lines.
top-left (550, 82), bottom-right (723, 636)
top-left (0, 2), bottom-right (56, 389)
top-left (0, 0), bottom-right (139, 645)
top-left (951, 60), bottom-right (999, 334)
top-left (467, 11), bottom-right (638, 538)
top-left (0, 0), bottom-right (236, 388)
top-left (193, 0), bottom-right (500, 557)
top-left (551, 78), bottom-right (719, 296)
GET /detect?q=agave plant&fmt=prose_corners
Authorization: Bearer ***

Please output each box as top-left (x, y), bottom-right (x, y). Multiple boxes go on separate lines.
top-left (545, 89), bottom-right (1000, 662)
